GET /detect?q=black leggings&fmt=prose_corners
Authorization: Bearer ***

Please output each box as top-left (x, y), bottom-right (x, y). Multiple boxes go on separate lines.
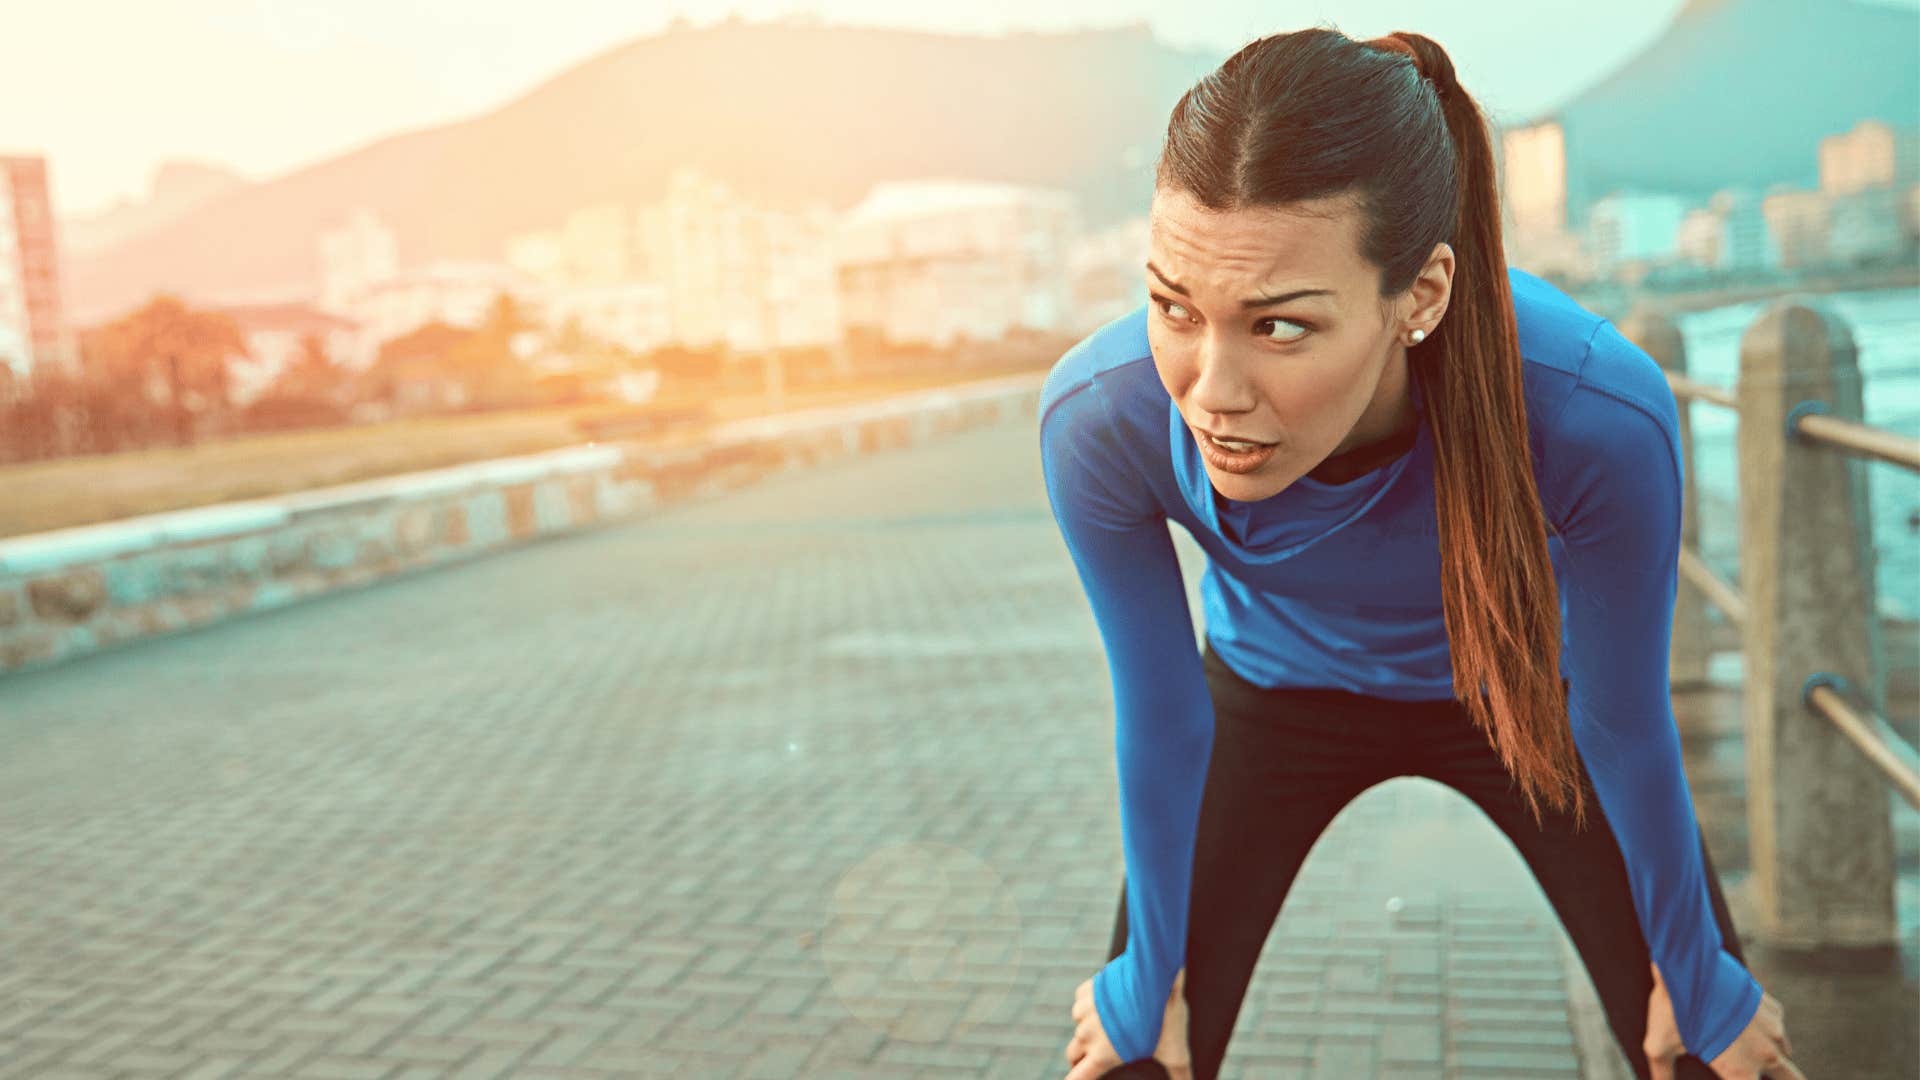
top-left (1099, 639), bottom-right (1747, 1080)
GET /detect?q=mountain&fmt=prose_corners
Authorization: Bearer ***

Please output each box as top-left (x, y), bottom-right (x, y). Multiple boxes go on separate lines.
top-left (73, 5), bottom-right (1910, 326)
top-left (1543, 0), bottom-right (1919, 221)
top-left (63, 22), bottom-right (1217, 326)
top-left (60, 159), bottom-right (251, 259)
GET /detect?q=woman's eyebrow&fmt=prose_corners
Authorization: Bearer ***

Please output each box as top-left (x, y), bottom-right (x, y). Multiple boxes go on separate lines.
top-left (1146, 261), bottom-right (1334, 309)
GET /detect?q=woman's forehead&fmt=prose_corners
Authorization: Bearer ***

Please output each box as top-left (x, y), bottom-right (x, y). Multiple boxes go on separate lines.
top-left (1147, 191), bottom-right (1366, 296)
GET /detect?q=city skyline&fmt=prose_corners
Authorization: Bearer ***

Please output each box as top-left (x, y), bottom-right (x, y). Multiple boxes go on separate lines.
top-left (2, 0), bottom-right (1743, 219)
top-left (1, 0), bottom-right (1913, 387)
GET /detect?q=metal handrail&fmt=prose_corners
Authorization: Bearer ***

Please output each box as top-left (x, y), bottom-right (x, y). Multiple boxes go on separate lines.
top-left (1671, 550), bottom-right (1920, 808)
top-left (1672, 542), bottom-right (1918, 804)
top-left (1664, 373), bottom-right (1738, 410)
top-left (1662, 370), bottom-right (1920, 473)
top-left (1677, 548), bottom-right (1746, 628)
top-left (1793, 412), bottom-right (1920, 472)
top-left (1655, 361), bottom-right (1916, 804)
top-left (1804, 681), bottom-right (1920, 810)
top-left (1630, 306), bottom-right (1913, 945)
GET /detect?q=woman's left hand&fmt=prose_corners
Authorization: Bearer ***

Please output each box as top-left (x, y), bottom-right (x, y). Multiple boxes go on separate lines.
top-left (1645, 961), bottom-right (1805, 1080)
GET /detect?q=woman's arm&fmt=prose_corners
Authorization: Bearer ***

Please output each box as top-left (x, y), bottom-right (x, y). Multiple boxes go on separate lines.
top-left (1039, 380), bottom-right (1215, 1065)
top-left (1552, 333), bottom-right (1766, 1065)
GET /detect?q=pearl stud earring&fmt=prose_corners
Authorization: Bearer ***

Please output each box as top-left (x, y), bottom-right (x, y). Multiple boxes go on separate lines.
top-left (1409, 329), bottom-right (1426, 345)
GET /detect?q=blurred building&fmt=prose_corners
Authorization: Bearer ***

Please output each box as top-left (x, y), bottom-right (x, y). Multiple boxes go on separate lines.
top-left (540, 281), bottom-right (672, 354)
top-left (1067, 216), bottom-right (1148, 335)
top-left (347, 260), bottom-right (538, 366)
top-left (1819, 120), bottom-right (1920, 197)
top-left (835, 179), bottom-right (1079, 348)
top-left (1675, 188), bottom-right (1776, 272)
top-left (217, 302), bottom-right (360, 407)
top-left (1499, 121), bottom-right (1593, 281)
top-left (1528, 0), bottom-right (1917, 233)
top-left (0, 154), bottom-right (74, 383)
top-left (636, 170), bottom-right (733, 348)
top-left (317, 207), bottom-right (399, 316)
top-left (1585, 190), bottom-right (1690, 275)
top-left (1817, 120), bottom-right (1920, 264)
top-left (562, 204), bottom-right (636, 285)
top-left (1761, 189), bottom-right (1834, 269)
top-left (1829, 186), bottom-right (1909, 264)
top-left (635, 168), bottom-right (839, 353)
top-left (1502, 121), bottom-right (1569, 235)
top-left (1713, 189), bottom-right (1776, 271)
top-left (508, 204), bottom-right (644, 290)
top-left (1674, 208), bottom-right (1719, 268)
top-left (755, 204), bottom-right (841, 353)
top-left (505, 229), bottom-right (566, 287)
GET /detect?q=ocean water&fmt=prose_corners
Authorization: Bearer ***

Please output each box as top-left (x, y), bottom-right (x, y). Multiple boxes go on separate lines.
top-left (1668, 287), bottom-right (1920, 622)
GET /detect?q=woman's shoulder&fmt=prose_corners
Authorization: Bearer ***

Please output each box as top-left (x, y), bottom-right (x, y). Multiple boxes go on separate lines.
top-left (1510, 265), bottom-right (1681, 451)
top-left (1038, 303), bottom-right (1161, 434)
top-left (1510, 265), bottom-right (1609, 383)
top-left (1038, 304), bottom-right (1171, 520)
top-left (1510, 267), bottom-right (1685, 521)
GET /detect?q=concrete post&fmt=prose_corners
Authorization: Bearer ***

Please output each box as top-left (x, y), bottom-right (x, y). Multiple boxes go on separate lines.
top-left (1735, 297), bottom-right (1895, 953)
top-left (1620, 305), bottom-right (1711, 691)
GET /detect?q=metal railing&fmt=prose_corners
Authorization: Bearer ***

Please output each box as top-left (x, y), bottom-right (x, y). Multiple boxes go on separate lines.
top-left (1621, 298), bottom-right (1917, 955)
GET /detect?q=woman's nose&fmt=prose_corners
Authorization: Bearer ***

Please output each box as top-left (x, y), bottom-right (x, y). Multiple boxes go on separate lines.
top-left (1190, 346), bottom-right (1253, 415)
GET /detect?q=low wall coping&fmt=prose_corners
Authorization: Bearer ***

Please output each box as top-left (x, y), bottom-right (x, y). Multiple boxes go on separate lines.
top-left (0, 373), bottom-right (1047, 577)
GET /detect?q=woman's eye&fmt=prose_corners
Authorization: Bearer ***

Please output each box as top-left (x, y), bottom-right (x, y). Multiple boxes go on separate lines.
top-left (1258, 318), bottom-right (1310, 344)
top-left (1152, 296), bottom-right (1309, 344)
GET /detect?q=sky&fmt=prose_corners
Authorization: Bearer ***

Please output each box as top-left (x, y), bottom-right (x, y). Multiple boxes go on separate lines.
top-left (2, 0), bottom-right (1912, 219)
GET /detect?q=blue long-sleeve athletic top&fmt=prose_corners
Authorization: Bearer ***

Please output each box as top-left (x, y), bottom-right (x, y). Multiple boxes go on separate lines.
top-left (1037, 266), bottom-right (1764, 1066)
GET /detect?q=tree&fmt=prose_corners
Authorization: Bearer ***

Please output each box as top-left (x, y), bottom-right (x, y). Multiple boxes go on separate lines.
top-left (242, 333), bottom-right (352, 431)
top-left (89, 294), bottom-right (248, 447)
top-left (480, 291), bottom-right (534, 340)
top-left (442, 292), bottom-right (541, 409)
top-left (354, 295), bottom-right (544, 415)
top-left (275, 333), bottom-right (350, 403)
top-left (360, 320), bottom-right (472, 412)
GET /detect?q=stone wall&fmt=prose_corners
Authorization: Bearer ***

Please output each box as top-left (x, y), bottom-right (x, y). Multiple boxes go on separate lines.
top-left (0, 375), bottom-right (1043, 676)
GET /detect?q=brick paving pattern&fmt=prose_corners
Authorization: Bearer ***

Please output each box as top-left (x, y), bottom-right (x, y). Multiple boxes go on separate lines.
top-left (1, 418), bottom-right (1608, 1078)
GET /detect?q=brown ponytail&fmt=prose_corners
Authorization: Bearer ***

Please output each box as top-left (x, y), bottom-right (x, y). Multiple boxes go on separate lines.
top-left (1157, 28), bottom-right (1586, 829)
top-left (1378, 31), bottom-right (1584, 830)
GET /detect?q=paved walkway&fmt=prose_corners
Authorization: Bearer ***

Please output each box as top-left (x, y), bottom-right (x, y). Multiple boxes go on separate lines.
top-left (3, 417), bottom-right (1648, 1078)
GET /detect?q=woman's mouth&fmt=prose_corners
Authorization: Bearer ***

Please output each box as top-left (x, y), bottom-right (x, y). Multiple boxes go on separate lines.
top-left (1196, 427), bottom-right (1278, 473)
top-left (1204, 430), bottom-right (1272, 451)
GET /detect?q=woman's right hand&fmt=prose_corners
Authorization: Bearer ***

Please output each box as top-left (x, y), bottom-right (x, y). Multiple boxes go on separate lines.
top-left (1065, 967), bottom-right (1193, 1080)
top-left (1648, 961), bottom-right (1804, 1080)
top-left (1704, 984), bottom-right (1803, 1080)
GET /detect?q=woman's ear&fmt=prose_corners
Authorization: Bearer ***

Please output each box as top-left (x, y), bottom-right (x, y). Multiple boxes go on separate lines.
top-left (1409, 242), bottom-right (1454, 330)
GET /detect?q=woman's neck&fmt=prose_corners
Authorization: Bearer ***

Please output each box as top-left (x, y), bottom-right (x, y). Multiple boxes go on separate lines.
top-left (1306, 410), bottom-right (1421, 484)
top-left (1307, 351), bottom-right (1422, 484)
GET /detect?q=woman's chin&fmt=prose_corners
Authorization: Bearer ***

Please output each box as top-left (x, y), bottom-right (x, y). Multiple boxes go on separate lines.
top-left (1206, 465), bottom-right (1291, 503)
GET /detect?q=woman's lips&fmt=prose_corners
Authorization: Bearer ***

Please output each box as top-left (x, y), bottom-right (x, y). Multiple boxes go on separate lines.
top-left (1196, 426), bottom-right (1278, 473)
top-left (1200, 428), bottom-right (1274, 447)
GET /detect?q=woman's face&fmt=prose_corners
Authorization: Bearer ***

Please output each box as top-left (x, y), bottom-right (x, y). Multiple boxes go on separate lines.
top-left (1146, 184), bottom-right (1449, 502)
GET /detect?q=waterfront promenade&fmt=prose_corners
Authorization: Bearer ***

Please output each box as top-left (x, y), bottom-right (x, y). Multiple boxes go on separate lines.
top-left (1, 415), bottom-right (1911, 1078)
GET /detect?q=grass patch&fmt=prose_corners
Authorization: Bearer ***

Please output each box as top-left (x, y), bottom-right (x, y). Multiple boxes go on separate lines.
top-left (0, 366), bottom-right (1043, 540)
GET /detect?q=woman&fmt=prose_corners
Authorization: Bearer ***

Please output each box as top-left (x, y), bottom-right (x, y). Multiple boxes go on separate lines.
top-left (1039, 28), bottom-right (1803, 1080)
